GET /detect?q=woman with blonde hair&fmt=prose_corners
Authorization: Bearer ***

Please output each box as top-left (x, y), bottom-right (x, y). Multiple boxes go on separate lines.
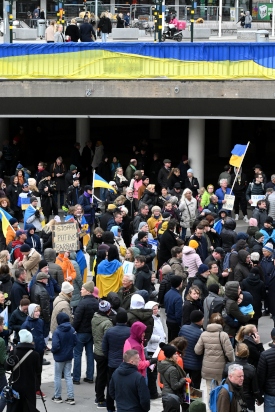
top-left (141, 184), bottom-right (158, 210)
top-left (45, 20), bottom-right (56, 43)
top-left (116, 12), bottom-right (124, 28)
top-left (28, 178), bottom-right (40, 197)
top-left (114, 167), bottom-right (129, 195)
top-left (40, 218), bottom-right (56, 251)
top-left (235, 324), bottom-right (264, 368)
top-left (65, 18), bottom-right (80, 42)
top-left (179, 188), bottom-right (197, 240)
top-left (167, 168), bottom-right (181, 190)
top-left (0, 250), bottom-right (19, 276)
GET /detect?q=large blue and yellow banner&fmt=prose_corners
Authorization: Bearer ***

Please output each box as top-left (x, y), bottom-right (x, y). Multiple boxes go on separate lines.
top-left (1, 42), bottom-right (275, 80)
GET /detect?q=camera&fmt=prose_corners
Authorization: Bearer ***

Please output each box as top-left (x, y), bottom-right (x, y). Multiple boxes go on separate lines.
top-left (1, 385), bottom-right (20, 402)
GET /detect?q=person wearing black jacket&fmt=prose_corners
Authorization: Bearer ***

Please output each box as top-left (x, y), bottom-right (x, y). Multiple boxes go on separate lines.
top-left (66, 178), bottom-right (83, 207)
top-left (98, 12), bottom-right (112, 42)
top-left (241, 268), bottom-right (266, 326)
top-left (135, 233), bottom-right (155, 271)
top-left (9, 297), bottom-right (29, 343)
top-left (184, 169), bottom-right (199, 198)
top-left (230, 167), bottom-right (248, 222)
top-left (157, 219), bottom-right (178, 269)
top-left (258, 328), bottom-right (275, 410)
top-left (72, 281), bottom-right (98, 384)
top-left (10, 268), bottom-right (29, 313)
top-left (65, 19), bottom-right (80, 42)
top-left (220, 217), bottom-right (238, 253)
top-left (192, 264), bottom-right (210, 303)
top-left (234, 250), bottom-right (251, 283)
top-left (30, 272), bottom-right (51, 325)
top-left (80, 17), bottom-right (96, 41)
top-left (134, 255), bottom-right (152, 294)
top-left (157, 159), bottom-right (171, 189)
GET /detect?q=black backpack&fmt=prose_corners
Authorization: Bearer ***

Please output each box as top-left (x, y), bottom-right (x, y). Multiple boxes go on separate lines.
top-left (208, 296), bottom-right (226, 318)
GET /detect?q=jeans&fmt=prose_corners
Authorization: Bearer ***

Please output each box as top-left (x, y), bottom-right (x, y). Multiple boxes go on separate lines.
top-left (181, 227), bottom-right (187, 240)
top-left (73, 333), bottom-right (94, 382)
top-left (101, 32), bottom-right (107, 42)
top-left (245, 23), bottom-right (251, 28)
top-left (54, 360), bottom-right (74, 399)
top-left (0, 374), bottom-right (7, 412)
top-left (264, 393), bottom-right (275, 412)
top-left (94, 353), bottom-right (108, 402)
top-left (99, 188), bottom-right (107, 201)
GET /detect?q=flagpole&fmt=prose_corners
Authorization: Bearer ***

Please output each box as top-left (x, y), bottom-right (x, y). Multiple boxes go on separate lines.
top-left (229, 141), bottom-right (250, 195)
top-left (91, 169), bottom-right (95, 203)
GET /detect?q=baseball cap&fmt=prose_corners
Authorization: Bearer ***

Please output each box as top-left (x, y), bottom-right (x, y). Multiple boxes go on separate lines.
top-left (16, 230), bottom-right (27, 237)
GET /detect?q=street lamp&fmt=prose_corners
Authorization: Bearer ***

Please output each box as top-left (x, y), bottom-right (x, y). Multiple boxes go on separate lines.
top-left (8, 0), bottom-right (13, 43)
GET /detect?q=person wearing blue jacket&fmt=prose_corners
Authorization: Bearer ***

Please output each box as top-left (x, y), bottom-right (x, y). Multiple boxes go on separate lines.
top-left (78, 185), bottom-right (98, 228)
top-left (51, 312), bottom-right (77, 405)
top-left (178, 310), bottom-right (204, 390)
top-left (164, 275), bottom-right (183, 342)
top-left (25, 223), bottom-right (42, 254)
top-left (215, 178), bottom-right (233, 213)
top-left (102, 311), bottom-right (130, 412)
top-left (260, 242), bottom-right (275, 315)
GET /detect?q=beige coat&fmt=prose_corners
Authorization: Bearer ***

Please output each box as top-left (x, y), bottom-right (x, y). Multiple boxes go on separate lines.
top-left (22, 248), bottom-right (41, 281)
top-left (50, 292), bottom-right (73, 333)
top-left (194, 323), bottom-right (234, 381)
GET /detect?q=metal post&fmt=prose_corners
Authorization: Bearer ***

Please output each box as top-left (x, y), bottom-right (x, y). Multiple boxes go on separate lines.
top-left (191, 0), bottom-right (194, 42)
top-left (8, 0), bottom-right (12, 43)
top-left (272, 0), bottom-right (274, 37)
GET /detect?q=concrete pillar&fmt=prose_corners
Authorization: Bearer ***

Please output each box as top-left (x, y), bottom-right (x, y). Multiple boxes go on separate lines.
top-left (188, 119), bottom-right (205, 187)
top-left (12, 2), bottom-right (16, 19)
top-left (76, 118), bottom-right (90, 154)
top-left (0, 118), bottom-right (9, 147)
top-left (149, 119), bottom-right (161, 140)
top-left (40, 0), bottom-right (47, 17)
top-left (219, 119), bottom-right (232, 158)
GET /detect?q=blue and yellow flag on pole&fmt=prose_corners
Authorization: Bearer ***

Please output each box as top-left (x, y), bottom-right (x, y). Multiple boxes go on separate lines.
top-left (0, 207), bottom-right (13, 237)
top-left (93, 173), bottom-right (117, 193)
top-left (229, 144), bottom-right (248, 168)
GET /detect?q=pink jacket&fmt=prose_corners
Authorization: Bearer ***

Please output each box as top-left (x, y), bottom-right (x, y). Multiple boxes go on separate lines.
top-left (182, 246), bottom-right (202, 278)
top-left (133, 180), bottom-right (143, 199)
top-left (123, 321), bottom-right (150, 377)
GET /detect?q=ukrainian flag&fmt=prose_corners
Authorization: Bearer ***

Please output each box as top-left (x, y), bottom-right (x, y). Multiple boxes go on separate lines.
top-left (229, 144), bottom-right (248, 168)
top-left (94, 173), bottom-right (117, 193)
top-left (0, 207), bottom-right (13, 237)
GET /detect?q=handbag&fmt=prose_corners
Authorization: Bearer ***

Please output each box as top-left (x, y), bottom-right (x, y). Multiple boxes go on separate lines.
top-left (219, 332), bottom-right (229, 363)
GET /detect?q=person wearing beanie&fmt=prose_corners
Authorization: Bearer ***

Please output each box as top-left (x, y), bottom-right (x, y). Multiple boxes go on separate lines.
top-left (51, 312), bottom-right (77, 404)
top-left (248, 230), bottom-right (264, 259)
top-left (127, 293), bottom-right (154, 345)
top-left (91, 300), bottom-right (113, 408)
top-left (50, 281), bottom-right (74, 334)
top-left (184, 169), bottom-right (199, 199)
top-left (179, 309), bottom-right (204, 389)
top-left (78, 184), bottom-right (98, 230)
top-left (102, 310), bottom-right (130, 411)
top-left (158, 341), bottom-right (188, 411)
top-left (23, 195), bottom-right (45, 233)
top-left (234, 250), bottom-right (252, 284)
top-left (164, 273), bottom-right (183, 341)
top-left (252, 199), bottom-right (268, 230)
top-left (6, 217), bottom-right (19, 246)
top-left (130, 221), bottom-right (154, 247)
top-left (21, 303), bottom-right (49, 396)
top-left (189, 400), bottom-right (207, 412)
top-left (19, 239), bottom-right (41, 281)
top-left (6, 324), bottom-right (41, 410)
top-left (179, 188), bottom-right (197, 241)
top-left (72, 281), bottom-right (98, 385)
top-left (259, 216), bottom-right (275, 247)
top-left (135, 233), bottom-right (155, 273)
top-left (182, 242), bottom-right (203, 279)
top-left (202, 283), bottom-right (223, 330)
top-left (147, 206), bottom-right (163, 239)
top-left (191, 264), bottom-right (210, 302)
top-left (65, 175), bottom-right (83, 207)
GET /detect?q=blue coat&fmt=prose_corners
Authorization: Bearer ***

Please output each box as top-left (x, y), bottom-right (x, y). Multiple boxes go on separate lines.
top-left (260, 227), bottom-right (275, 246)
top-left (29, 272), bottom-right (61, 312)
top-left (102, 323), bottom-right (130, 368)
top-left (260, 255), bottom-right (275, 287)
top-left (51, 321), bottom-right (77, 362)
top-left (215, 187), bottom-right (234, 210)
top-left (21, 316), bottom-right (45, 354)
top-left (164, 287), bottom-right (183, 326)
top-left (179, 323), bottom-right (203, 370)
top-left (25, 224), bottom-right (42, 254)
top-left (78, 192), bottom-right (98, 224)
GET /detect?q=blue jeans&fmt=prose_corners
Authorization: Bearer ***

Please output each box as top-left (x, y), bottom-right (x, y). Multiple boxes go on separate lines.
top-left (181, 227), bottom-right (187, 240)
top-left (54, 360), bottom-right (74, 399)
top-left (101, 32), bottom-right (107, 42)
top-left (264, 394), bottom-right (275, 412)
top-left (73, 332), bottom-right (94, 382)
top-left (100, 188), bottom-right (107, 201)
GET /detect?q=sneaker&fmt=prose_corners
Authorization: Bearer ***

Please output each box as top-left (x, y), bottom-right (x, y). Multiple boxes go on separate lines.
top-left (97, 401), bottom-right (107, 408)
top-left (36, 391), bottom-right (46, 399)
top-left (52, 397), bottom-right (63, 403)
top-left (234, 214), bottom-right (239, 221)
top-left (42, 358), bottom-right (51, 366)
top-left (94, 398), bottom-right (98, 404)
top-left (243, 215), bottom-right (249, 222)
top-left (65, 399), bottom-right (76, 405)
top-left (73, 380), bottom-right (80, 385)
top-left (83, 378), bottom-right (94, 383)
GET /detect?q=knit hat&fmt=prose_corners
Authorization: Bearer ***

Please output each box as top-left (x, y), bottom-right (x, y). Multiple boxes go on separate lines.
top-left (162, 265), bottom-right (173, 275)
top-left (190, 310), bottom-right (204, 323)
top-left (265, 216), bottom-right (273, 225)
top-left (19, 329), bottom-right (33, 344)
top-left (187, 168), bottom-right (194, 174)
top-left (159, 342), bottom-right (177, 358)
top-left (198, 264), bottom-right (209, 275)
top-left (99, 300), bottom-right (111, 312)
top-left (208, 284), bottom-right (219, 295)
top-left (174, 182), bottom-right (181, 189)
top-left (38, 260), bottom-right (48, 270)
top-left (138, 231), bottom-right (148, 241)
top-left (130, 294), bottom-right (145, 309)
top-left (109, 181), bottom-right (116, 187)
top-left (249, 218), bottom-right (258, 227)
top-left (28, 303), bottom-right (38, 318)
top-left (144, 301), bottom-right (159, 310)
top-left (255, 231), bottom-right (264, 240)
top-left (189, 240), bottom-right (199, 249)
top-left (250, 252), bottom-right (260, 262)
top-left (138, 222), bottom-right (147, 231)
top-left (16, 229), bottom-right (27, 237)
top-left (20, 244), bottom-right (30, 252)
top-left (250, 267), bottom-right (260, 276)
top-left (83, 281), bottom-right (94, 293)
top-left (57, 312), bottom-right (70, 325)
top-left (61, 281), bottom-right (74, 294)
top-left (189, 400), bottom-right (207, 412)
top-left (107, 204), bottom-right (117, 211)
top-left (36, 272), bottom-right (50, 281)
top-left (151, 206), bottom-right (161, 213)
top-left (70, 164), bottom-right (77, 171)
top-left (9, 218), bottom-right (18, 226)
top-left (170, 275), bottom-right (183, 288)
top-left (263, 242), bottom-right (273, 253)
top-left (116, 311), bottom-right (128, 323)
top-left (84, 185), bottom-right (93, 191)
top-left (92, 286), bottom-right (99, 298)
top-left (30, 196), bottom-right (38, 203)
top-left (237, 232), bottom-right (249, 241)
top-left (142, 175), bottom-right (149, 181)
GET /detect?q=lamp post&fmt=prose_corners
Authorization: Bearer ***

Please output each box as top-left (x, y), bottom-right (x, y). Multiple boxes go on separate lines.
top-left (190, 0), bottom-right (194, 42)
top-left (8, 0), bottom-right (13, 43)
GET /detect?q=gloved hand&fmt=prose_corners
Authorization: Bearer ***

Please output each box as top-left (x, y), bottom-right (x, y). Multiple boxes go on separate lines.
top-left (185, 377), bottom-right (192, 384)
top-left (35, 209), bottom-right (40, 217)
top-left (149, 357), bottom-right (158, 365)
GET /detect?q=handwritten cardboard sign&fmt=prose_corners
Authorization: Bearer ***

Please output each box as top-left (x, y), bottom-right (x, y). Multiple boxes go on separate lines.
top-left (52, 222), bottom-right (78, 252)
top-left (223, 194), bottom-right (235, 211)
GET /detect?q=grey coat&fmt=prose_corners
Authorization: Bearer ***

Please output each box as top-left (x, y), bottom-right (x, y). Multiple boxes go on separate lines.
top-left (69, 253), bottom-right (83, 308)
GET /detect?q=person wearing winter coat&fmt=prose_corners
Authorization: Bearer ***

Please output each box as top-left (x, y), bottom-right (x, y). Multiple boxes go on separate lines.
top-left (24, 196), bottom-right (45, 232)
top-left (0, 264), bottom-right (13, 312)
top-left (195, 312), bottom-right (234, 399)
top-left (215, 179), bottom-right (234, 213)
top-left (125, 159), bottom-right (137, 182)
top-left (164, 276), bottom-right (183, 341)
top-left (127, 294), bottom-right (154, 344)
top-left (86, 227), bottom-right (103, 271)
top-left (184, 169), bottom-right (199, 199)
top-left (220, 217), bottom-right (238, 253)
top-left (117, 274), bottom-right (138, 310)
top-left (167, 168), bottom-right (182, 191)
top-left (55, 252), bottom-right (76, 285)
top-left (179, 188), bottom-right (197, 240)
top-left (200, 184), bottom-right (214, 209)
top-left (182, 285), bottom-right (203, 326)
top-left (98, 12), bottom-right (112, 42)
top-left (51, 312), bottom-right (77, 404)
top-left (252, 199), bottom-right (268, 230)
top-left (38, 174), bottom-right (58, 222)
top-left (234, 250), bottom-right (252, 283)
top-left (158, 159), bottom-right (171, 189)
top-left (109, 349), bottom-right (150, 412)
top-left (192, 264), bottom-right (210, 302)
top-left (96, 245), bottom-right (123, 298)
top-left (40, 219), bottom-right (55, 251)
top-left (50, 281), bottom-right (74, 334)
top-left (134, 234), bottom-right (155, 272)
top-left (78, 185), bottom-right (98, 227)
top-left (236, 324), bottom-right (264, 368)
top-left (230, 167), bottom-right (248, 222)
top-left (110, 225), bottom-right (127, 262)
top-left (9, 297), bottom-right (29, 343)
top-left (44, 248), bottom-right (64, 286)
top-left (106, 291), bottom-right (127, 325)
top-left (19, 244), bottom-right (41, 281)
top-left (147, 206), bottom-right (163, 238)
top-left (223, 342), bottom-right (262, 411)
top-left (158, 219), bottom-right (178, 269)
top-left (92, 140), bottom-right (104, 170)
top-left (181, 243), bottom-right (202, 278)
top-left (141, 184), bottom-right (158, 209)
top-left (79, 17), bottom-right (96, 41)
top-left (69, 252), bottom-right (83, 311)
top-left (49, 157), bottom-right (66, 208)
top-left (65, 18), bottom-right (80, 42)
top-left (10, 268), bottom-right (29, 312)
top-left (25, 223), bottom-right (42, 254)
top-left (158, 265), bottom-right (174, 306)
top-left (6, 175), bottom-right (22, 220)
top-left (66, 178), bottom-right (83, 207)
top-left (241, 268), bottom-right (266, 326)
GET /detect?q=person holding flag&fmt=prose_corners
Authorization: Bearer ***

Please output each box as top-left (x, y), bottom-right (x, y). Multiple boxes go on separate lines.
top-left (24, 197), bottom-right (45, 233)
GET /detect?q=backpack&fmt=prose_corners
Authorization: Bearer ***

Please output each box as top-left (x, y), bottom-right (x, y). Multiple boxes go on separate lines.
top-left (249, 182), bottom-right (265, 192)
top-left (208, 296), bottom-right (225, 318)
top-left (222, 251), bottom-right (237, 271)
top-left (209, 379), bottom-right (233, 412)
top-left (9, 245), bottom-right (22, 264)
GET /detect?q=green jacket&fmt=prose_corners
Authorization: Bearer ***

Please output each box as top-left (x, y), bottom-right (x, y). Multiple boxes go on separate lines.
top-left (206, 273), bottom-right (224, 296)
top-left (91, 312), bottom-right (113, 356)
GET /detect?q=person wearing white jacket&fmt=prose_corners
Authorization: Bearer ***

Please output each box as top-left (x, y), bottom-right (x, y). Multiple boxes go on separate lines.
top-left (179, 188), bottom-right (198, 240)
top-left (144, 301), bottom-right (166, 399)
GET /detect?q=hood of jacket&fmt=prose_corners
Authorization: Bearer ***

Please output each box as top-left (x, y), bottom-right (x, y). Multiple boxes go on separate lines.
top-left (158, 359), bottom-right (177, 375)
top-left (235, 239), bottom-right (248, 252)
top-left (102, 231), bottom-right (115, 244)
top-left (10, 175), bottom-right (17, 185)
top-left (57, 321), bottom-right (73, 333)
top-left (225, 281), bottom-right (239, 300)
top-left (0, 272), bottom-right (11, 283)
top-left (44, 248), bottom-right (57, 263)
top-left (241, 291), bottom-right (253, 306)
top-left (110, 226), bottom-right (121, 237)
top-left (69, 251), bottom-right (77, 261)
top-left (136, 264), bottom-right (150, 275)
top-left (206, 323), bottom-right (223, 333)
top-left (246, 271), bottom-right (261, 285)
top-left (238, 250), bottom-right (249, 264)
top-left (129, 321), bottom-right (147, 342)
top-left (107, 292), bottom-right (121, 310)
top-left (116, 361), bottom-right (138, 376)
top-left (182, 246), bottom-right (196, 255)
top-left (25, 223), bottom-right (36, 234)
top-left (218, 208), bottom-right (229, 218)
top-left (223, 217), bottom-right (236, 230)
top-left (128, 308), bottom-right (153, 323)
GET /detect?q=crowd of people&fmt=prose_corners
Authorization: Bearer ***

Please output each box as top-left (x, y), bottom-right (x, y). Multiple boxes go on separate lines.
top-left (0, 138), bottom-right (275, 412)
